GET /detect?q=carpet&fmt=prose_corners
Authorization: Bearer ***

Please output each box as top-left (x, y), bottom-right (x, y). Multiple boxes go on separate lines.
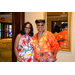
top-left (0, 38), bottom-right (12, 62)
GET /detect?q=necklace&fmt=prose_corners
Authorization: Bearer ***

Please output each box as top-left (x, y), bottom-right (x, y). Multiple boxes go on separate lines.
top-left (25, 35), bottom-right (29, 50)
top-left (37, 31), bottom-right (44, 51)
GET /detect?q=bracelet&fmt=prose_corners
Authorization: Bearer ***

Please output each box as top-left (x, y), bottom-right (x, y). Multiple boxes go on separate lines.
top-left (19, 59), bottom-right (21, 62)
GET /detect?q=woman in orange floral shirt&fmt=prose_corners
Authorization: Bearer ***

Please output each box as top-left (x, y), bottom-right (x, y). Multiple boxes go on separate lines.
top-left (31, 19), bottom-right (60, 62)
top-left (55, 23), bottom-right (68, 48)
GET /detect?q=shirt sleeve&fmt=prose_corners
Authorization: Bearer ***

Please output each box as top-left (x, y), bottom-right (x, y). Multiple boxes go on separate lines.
top-left (48, 32), bottom-right (60, 52)
top-left (55, 32), bottom-right (63, 41)
top-left (29, 35), bottom-right (36, 48)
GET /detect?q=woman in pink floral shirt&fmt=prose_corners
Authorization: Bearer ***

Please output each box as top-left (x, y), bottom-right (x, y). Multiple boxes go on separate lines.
top-left (14, 22), bottom-right (34, 62)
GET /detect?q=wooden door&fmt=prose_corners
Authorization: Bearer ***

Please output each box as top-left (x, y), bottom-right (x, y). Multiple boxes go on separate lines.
top-left (12, 12), bottom-right (25, 62)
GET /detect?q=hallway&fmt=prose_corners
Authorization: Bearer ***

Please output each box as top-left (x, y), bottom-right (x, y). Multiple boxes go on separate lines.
top-left (0, 38), bottom-right (12, 62)
top-left (0, 12), bottom-right (24, 62)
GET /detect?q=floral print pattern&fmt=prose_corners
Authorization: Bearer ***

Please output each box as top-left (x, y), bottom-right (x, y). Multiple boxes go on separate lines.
top-left (18, 35), bottom-right (34, 62)
top-left (31, 31), bottom-right (60, 62)
top-left (55, 30), bottom-right (68, 47)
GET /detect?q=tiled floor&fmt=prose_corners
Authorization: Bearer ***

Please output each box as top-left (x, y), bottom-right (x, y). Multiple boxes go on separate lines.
top-left (0, 38), bottom-right (12, 62)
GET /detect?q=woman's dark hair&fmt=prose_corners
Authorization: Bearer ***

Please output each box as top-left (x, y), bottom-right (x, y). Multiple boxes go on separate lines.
top-left (53, 25), bottom-right (61, 33)
top-left (61, 23), bottom-right (68, 29)
top-left (35, 19), bottom-right (45, 24)
top-left (20, 22), bottom-right (33, 36)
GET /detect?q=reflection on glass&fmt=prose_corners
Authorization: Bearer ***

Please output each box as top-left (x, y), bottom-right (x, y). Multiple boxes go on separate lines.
top-left (55, 23), bottom-right (68, 48)
top-left (47, 12), bottom-right (71, 51)
top-left (7, 32), bottom-right (8, 37)
top-left (0, 32), bottom-right (1, 39)
top-left (0, 23), bottom-right (1, 31)
top-left (7, 24), bottom-right (12, 38)
top-left (0, 23), bottom-right (1, 39)
top-left (52, 21), bottom-right (68, 33)
top-left (7, 25), bottom-right (9, 32)
top-left (9, 25), bottom-right (12, 37)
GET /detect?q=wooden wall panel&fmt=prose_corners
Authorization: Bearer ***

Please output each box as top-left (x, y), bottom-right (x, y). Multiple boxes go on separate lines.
top-left (47, 12), bottom-right (68, 16)
top-left (12, 12), bottom-right (24, 62)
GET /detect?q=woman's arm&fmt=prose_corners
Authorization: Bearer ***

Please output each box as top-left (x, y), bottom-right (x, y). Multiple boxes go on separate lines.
top-left (48, 32), bottom-right (60, 59)
top-left (14, 34), bottom-right (22, 62)
top-left (58, 38), bottom-right (66, 42)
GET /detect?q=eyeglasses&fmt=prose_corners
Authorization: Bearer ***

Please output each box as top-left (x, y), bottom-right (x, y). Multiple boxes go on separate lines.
top-left (37, 24), bottom-right (44, 26)
top-left (25, 27), bottom-right (30, 29)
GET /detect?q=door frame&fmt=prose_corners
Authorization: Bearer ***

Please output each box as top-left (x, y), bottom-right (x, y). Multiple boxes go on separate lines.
top-left (12, 12), bottom-right (25, 62)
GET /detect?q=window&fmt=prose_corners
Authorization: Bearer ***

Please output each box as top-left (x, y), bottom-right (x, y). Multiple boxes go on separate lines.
top-left (0, 23), bottom-right (1, 39)
top-left (7, 25), bottom-right (12, 37)
top-left (9, 25), bottom-right (12, 37)
top-left (0, 23), bottom-right (12, 39)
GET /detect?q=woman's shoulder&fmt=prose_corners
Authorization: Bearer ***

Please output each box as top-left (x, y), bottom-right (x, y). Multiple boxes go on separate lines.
top-left (16, 33), bottom-right (23, 40)
top-left (17, 33), bottom-right (22, 36)
top-left (32, 33), bottom-right (37, 38)
top-left (45, 31), bottom-right (53, 36)
top-left (15, 34), bottom-right (23, 44)
top-left (44, 31), bottom-right (57, 40)
top-left (57, 30), bottom-right (63, 35)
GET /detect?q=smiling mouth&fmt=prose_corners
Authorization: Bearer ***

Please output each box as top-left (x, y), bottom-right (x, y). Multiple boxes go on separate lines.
top-left (25, 30), bottom-right (29, 32)
top-left (39, 28), bottom-right (42, 30)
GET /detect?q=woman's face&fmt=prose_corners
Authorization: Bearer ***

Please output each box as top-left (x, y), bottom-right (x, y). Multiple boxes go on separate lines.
top-left (24, 24), bottom-right (31, 35)
top-left (36, 22), bottom-right (44, 32)
top-left (64, 26), bottom-right (68, 30)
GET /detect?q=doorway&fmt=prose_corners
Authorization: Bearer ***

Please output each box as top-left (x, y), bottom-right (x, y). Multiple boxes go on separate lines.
top-left (0, 12), bottom-right (12, 62)
top-left (0, 22), bottom-right (12, 39)
top-left (0, 12), bottom-right (24, 62)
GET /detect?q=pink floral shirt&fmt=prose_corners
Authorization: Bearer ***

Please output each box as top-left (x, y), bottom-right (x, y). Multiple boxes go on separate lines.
top-left (18, 35), bottom-right (34, 62)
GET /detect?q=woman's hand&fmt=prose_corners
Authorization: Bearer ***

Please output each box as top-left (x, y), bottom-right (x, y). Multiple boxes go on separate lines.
top-left (17, 57), bottom-right (22, 62)
top-left (53, 52), bottom-right (57, 61)
top-left (14, 34), bottom-right (22, 62)
top-left (61, 38), bottom-right (66, 42)
top-left (58, 38), bottom-right (66, 42)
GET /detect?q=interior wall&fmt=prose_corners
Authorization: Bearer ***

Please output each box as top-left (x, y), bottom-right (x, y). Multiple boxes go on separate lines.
top-left (24, 12), bottom-right (75, 62)
top-left (0, 15), bottom-right (12, 23)
top-left (25, 12), bottom-right (46, 34)
top-left (56, 12), bottom-right (75, 62)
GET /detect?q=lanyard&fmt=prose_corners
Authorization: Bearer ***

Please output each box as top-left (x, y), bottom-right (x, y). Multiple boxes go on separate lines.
top-left (37, 31), bottom-right (44, 45)
top-left (25, 35), bottom-right (29, 47)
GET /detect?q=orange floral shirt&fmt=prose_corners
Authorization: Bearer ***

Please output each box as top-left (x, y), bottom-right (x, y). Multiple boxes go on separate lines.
top-left (31, 31), bottom-right (60, 62)
top-left (55, 30), bottom-right (68, 47)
